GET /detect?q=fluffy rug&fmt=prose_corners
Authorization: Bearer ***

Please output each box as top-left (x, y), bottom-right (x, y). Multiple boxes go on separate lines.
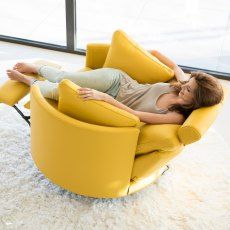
top-left (0, 103), bottom-right (230, 230)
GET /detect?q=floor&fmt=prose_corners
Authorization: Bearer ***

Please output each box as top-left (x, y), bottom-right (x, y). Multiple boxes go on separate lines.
top-left (0, 0), bottom-right (230, 73)
top-left (0, 41), bottom-right (229, 146)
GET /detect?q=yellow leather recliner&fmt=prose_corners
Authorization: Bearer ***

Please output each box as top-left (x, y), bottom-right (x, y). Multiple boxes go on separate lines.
top-left (0, 44), bottom-right (229, 199)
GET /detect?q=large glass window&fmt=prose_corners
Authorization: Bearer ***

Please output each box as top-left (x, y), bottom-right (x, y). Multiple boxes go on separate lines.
top-left (0, 0), bottom-right (229, 76)
top-left (76, 0), bottom-right (230, 74)
top-left (0, 0), bottom-right (66, 45)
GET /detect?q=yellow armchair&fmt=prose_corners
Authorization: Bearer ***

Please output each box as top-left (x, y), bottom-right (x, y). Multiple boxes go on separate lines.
top-left (0, 43), bottom-right (228, 198)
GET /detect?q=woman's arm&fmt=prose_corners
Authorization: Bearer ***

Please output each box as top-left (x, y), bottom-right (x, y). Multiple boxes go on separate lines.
top-left (134, 110), bottom-right (185, 125)
top-left (148, 49), bottom-right (190, 82)
top-left (78, 88), bottom-right (136, 115)
top-left (103, 95), bottom-right (137, 115)
top-left (78, 89), bottom-right (185, 124)
top-left (104, 95), bottom-right (185, 124)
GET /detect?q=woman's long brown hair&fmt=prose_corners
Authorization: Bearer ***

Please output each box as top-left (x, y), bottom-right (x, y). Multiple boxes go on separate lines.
top-left (168, 71), bottom-right (224, 119)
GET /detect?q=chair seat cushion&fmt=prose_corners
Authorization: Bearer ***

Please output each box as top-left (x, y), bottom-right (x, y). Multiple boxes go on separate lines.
top-left (136, 124), bottom-right (183, 155)
top-left (58, 79), bottom-right (141, 127)
top-left (103, 30), bottom-right (174, 84)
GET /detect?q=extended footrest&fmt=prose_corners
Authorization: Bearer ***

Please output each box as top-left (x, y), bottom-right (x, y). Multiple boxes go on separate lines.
top-left (0, 60), bottom-right (63, 125)
top-left (0, 60), bottom-right (62, 106)
top-left (0, 80), bottom-right (30, 106)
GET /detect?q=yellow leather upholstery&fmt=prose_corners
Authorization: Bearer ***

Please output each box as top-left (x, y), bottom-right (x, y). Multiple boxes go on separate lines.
top-left (0, 30), bottom-right (228, 198)
top-left (103, 30), bottom-right (174, 83)
top-left (0, 79), bottom-right (31, 106)
top-left (131, 146), bottom-right (184, 183)
top-left (86, 43), bottom-right (110, 69)
top-left (178, 104), bottom-right (221, 145)
top-left (58, 79), bottom-right (141, 127)
top-left (28, 49), bottom-right (228, 197)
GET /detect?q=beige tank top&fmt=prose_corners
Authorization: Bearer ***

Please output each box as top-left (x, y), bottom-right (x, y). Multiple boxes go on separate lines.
top-left (114, 73), bottom-right (176, 114)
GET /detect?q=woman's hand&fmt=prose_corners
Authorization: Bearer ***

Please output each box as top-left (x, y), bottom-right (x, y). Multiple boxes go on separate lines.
top-left (78, 88), bottom-right (108, 101)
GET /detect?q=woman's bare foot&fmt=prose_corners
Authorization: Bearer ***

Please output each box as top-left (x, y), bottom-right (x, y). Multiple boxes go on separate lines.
top-left (13, 62), bottom-right (39, 74)
top-left (6, 69), bottom-right (35, 86)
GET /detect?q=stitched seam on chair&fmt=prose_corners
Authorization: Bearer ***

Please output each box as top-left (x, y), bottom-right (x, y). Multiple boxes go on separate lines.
top-left (137, 136), bottom-right (180, 146)
top-left (137, 142), bottom-right (183, 151)
top-left (136, 142), bottom-right (180, 152)
top-left (118, 31), bottom-right (174, 75)
top-left (60, 82), bottom-right (140, 125)
top-left (136, 144), bottom-right (184, 155)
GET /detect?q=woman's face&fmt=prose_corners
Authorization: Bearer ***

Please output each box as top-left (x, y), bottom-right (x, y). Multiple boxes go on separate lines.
top-left (178, 77), bottom-right (197, 104)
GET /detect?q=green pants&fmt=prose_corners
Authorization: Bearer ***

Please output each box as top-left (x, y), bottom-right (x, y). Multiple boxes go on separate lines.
top-left (34, 66), bottom-right (123, 101)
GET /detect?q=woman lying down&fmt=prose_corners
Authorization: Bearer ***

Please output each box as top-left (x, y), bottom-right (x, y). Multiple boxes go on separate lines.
top-left (6, 50), bottom-right (223, 125)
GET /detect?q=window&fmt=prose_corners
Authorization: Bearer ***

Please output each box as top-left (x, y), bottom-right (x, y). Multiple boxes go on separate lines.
top-left (76, 0), bottom-right (230, 74)
top-left (0, 0), bottom-right (66, 45)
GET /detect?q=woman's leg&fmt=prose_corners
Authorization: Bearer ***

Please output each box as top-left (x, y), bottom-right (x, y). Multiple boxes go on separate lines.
top-left (7, 69), bottom-right (61, 101)
top-left (14, 62), bottom-right (121, 93)
top-left (38, 66), bottom-right (120, 93)
top-left (9, 63), bottom-right (123, 100)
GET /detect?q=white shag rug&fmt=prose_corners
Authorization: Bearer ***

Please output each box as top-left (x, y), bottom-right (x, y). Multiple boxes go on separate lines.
top-left (0, 103), bottom-right (230, 230)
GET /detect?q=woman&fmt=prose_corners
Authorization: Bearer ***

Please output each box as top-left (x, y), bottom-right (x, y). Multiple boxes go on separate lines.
top-left (6, 50), bottom-right (224, 125)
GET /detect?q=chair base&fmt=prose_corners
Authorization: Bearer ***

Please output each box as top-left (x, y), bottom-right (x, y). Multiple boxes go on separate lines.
top-left (128, 165), bottom-right (170, 195)
top-left (161, 165), bottom-right (170, 175)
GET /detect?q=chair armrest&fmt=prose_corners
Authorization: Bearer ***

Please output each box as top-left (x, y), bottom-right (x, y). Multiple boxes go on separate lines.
top-left (85, 43), bottom-right (110, 69)
top-left (178, 104), bottom-right (221, 145)
top-left (178, 84), bottom-right (229, 145)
